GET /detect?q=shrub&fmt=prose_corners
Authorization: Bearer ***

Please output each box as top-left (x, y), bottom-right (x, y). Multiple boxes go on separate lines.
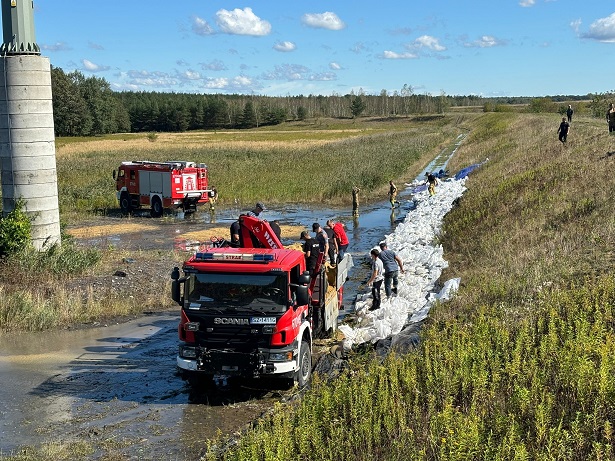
top-left (0, 200), bottom-right (32, 257)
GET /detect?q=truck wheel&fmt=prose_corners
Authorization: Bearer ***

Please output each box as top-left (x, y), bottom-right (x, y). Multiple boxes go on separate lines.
top-left (180, 370), bottom-right (214, 389)
top-left (296, 341), bottom-right (312, 388)
top-left (119, 192), bottom-right (132, 215)
top-left (151, 196), bottom-right (163, 218)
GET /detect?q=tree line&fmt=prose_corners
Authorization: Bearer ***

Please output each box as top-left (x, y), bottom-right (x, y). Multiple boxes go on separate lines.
top-left (50, 66), bottom-right (598, 137)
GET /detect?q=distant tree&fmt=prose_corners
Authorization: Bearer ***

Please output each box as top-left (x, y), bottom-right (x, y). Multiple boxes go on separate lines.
top-left (297, 106), bottom-right (307, 121)
top-left (51, 67), bottom-right (92, 136)
top-left (588, 91), bottom-right (615, 118)
top-left (527, 97), bottom-right (557, 114)
top-left (70, 72), bottom-right (117, 135)
top-left (350, 96), bottom-right (366, 118)
top-left (263, 107), bottom-right (287, 125)
top-left (241, 101), bottom-right (257, 128)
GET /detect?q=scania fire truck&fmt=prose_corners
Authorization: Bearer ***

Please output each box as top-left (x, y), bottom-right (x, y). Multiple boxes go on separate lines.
top-left (171, 215), bottom-right (352, 387)
top-left (113, 160), bottom-right (212, 217)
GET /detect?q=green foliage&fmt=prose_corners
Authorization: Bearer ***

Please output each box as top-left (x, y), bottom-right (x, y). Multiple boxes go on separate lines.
top-left (350, 95), bottom-right (366, 118)
top-left (51, 67), bottom-right (130, 136)
top-left (147, 132), bottom-right (158, 142)
top-left (588, 91), bottom-right (615, 118)
top-left (0, 200), bottom-right (32, 257)
top-left (11, 242), bottom-right (101, 276)
top-left (527, 97), bottom-right (558, 113)
top-left (212, 277), bottom-right (615, 461)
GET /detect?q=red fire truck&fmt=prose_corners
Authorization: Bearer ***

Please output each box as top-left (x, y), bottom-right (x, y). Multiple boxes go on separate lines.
top-left (171, 215), bottom-right (352, 387)
top-left (113, 160), bottom-right (212, 217)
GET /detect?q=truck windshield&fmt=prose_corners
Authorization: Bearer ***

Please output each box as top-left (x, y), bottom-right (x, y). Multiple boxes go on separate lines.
top-left (185, 273), bottom-right (288, 313)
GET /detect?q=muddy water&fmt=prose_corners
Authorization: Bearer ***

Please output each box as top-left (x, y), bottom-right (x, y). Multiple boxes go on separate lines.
top-left (0, 135), bottom-right (463, 459)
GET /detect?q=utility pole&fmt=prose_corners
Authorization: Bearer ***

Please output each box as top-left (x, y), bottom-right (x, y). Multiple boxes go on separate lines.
top-left (0, 0), bottom-right (61, 249)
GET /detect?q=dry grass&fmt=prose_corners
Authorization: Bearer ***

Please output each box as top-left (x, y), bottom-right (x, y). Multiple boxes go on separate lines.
top-left (54, 115), bottom-right (465, 214)
top-left (442, 113), bottom-right (615, 304)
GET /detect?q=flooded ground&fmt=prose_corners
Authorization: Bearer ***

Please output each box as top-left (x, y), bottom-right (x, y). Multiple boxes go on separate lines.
top-left (0, 136), bottom-right (463, 459)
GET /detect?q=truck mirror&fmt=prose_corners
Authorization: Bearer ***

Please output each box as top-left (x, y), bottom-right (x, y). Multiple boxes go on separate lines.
top-left (298, 271), bottom-right (311, 285)
top-left (112, 170), bottom-right (116, 180)
top-left (171, 267), bottom-right (180, 280)
top-left (295, 285), bottom-right (309, 307)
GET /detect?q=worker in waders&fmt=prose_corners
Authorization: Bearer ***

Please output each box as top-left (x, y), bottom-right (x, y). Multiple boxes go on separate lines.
top-left (426, 172), bottom-right (439, 196)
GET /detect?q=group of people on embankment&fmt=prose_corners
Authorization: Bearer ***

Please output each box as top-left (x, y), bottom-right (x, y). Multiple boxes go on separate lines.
top-left (557, 103), bottom-right (615, 145)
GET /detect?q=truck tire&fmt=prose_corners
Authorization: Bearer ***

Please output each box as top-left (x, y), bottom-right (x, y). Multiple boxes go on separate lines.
top-left (296, 341), bottom-right (312, 388)
top-left (180, 369), bottom-right (214, 389)
top-left (119, 192), bottom-right (132, 215)
top-left (151, 196), bottom-right (163, 218)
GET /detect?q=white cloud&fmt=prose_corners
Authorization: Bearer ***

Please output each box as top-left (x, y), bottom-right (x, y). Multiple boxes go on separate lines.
top-left (570, 19), bottom-right (582, 34)
top-left (519, 0), bottom-right (535, 6)
top-left (82, 59), bottom-right (110, 72)
top-left (179, 70), bottom-right (202, 80)
top-left (330, 62), bottom-right (342, 70)
top-left (413, 35), bottom-right (446, 51)
top-left (192, 16), bottom-right (214, 36)
top-left (200, 59), bottom-right (227, 71)
top-left (40, 42), bottom-right (71, 52)
top-left (261, 64), bottom-right (336, 82)
top-left (216, 8), bottom-right (271, 36)
top-left (203, 75), bottom-right (260, 92)
top-left (302, 12), bottom-right (345, 31)
top-left (125, 70), bottom-right (180, 88)
top-left (382, 50), bottom-right (418, 59)
top-left (273, 41), bottom-right (296, 52)
top-left (582, 13), bottom-right (615, 42)
top-left (463, 35), bottom-right (504, 48)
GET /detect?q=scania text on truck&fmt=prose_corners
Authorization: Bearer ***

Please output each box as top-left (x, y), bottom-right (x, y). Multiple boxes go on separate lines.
top-left (171, 215), bottom-right (352, 387)
top-left (112, 160), bottom-right (213, 217)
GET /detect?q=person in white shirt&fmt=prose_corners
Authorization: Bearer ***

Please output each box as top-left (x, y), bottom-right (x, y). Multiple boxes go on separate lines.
top-left (366, 248), bottom-right (384, 310)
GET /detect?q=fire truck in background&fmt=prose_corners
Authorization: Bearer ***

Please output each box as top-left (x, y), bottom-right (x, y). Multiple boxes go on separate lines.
top-left (113, 160), bottom-right (213, 217)
top-left (171, 215), bottom-right (352, 388)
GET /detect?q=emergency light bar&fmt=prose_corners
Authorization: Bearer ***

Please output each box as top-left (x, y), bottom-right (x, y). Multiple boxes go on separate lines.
top-left (195, 252), bottom-right (275, 262)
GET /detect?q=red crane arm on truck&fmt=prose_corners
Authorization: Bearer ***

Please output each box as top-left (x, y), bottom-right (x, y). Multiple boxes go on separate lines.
top-left (237, 215), bottom-right (284, 249)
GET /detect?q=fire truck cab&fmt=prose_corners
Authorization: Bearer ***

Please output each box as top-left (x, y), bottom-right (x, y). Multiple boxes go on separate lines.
top-left (113, 160), bottom-right (212, 217)
top-left (171, 216), bottom-right (352, 388)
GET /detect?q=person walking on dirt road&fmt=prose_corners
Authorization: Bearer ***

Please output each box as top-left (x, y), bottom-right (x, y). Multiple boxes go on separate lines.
top-left (557, 117), bottom-right (570, 144)
top-left (607, 104), bottom-right (615, 133)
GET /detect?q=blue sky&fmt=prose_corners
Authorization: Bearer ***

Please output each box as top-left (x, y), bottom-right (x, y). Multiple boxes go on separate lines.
top-left (25, 1), bottom-right (615, 97)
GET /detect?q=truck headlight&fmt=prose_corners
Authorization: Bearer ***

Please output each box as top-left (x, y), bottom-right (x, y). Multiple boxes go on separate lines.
top-left (269, 351), bottom-right (294, 362)
top-left (179, 346), bottom-right (197, 359)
